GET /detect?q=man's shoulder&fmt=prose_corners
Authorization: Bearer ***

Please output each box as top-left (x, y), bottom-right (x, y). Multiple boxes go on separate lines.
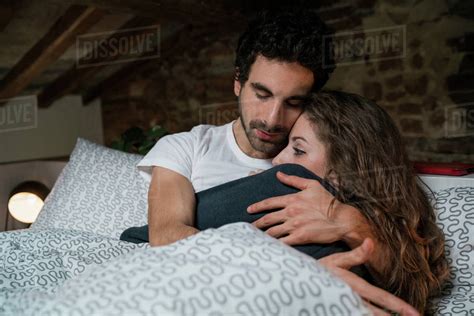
top-left (157, 122), bottom-right (232, 151)
top-left (189, 122), bottom-right (229, 134)
top-left (179, 122), bottom-right (230, 142)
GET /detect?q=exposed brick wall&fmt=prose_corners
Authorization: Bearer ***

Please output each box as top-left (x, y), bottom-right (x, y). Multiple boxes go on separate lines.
top-left (101, 0), bottom-right (474, 163)
top-left (101, 25), bottom-right (239, 143)
top-left (317, 0), bottom-right (474, 163)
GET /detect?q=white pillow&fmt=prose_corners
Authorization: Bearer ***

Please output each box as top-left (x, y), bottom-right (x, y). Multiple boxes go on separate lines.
top-left (20, 223), bottom-right (370, 316)
top-left (31, 138), bottom-right (149, 239)
top-left (432, 187), bottom-right (474, 287)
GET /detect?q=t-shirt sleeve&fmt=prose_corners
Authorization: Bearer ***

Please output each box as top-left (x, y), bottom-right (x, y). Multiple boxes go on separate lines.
top-left (137, 131), bottom-right (195, 183)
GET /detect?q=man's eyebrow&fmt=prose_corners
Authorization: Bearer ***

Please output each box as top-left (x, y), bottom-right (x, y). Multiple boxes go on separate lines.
top-left (251, 82), bottom-right (273, 95)
top-left (291, 136), bottom-right (308, 143)
top-left (251, 82), bottom-right (310, 101)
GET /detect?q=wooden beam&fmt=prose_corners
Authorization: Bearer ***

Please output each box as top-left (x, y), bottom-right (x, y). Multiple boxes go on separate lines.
top-left (75, 0), bottom-right (243, 29)
top-left (38, 16), bottom-right (156, 108)
top-left (0, 5), bottom-right (105, 101)
top-left (82, 24), bottom-right (194, 104)
top-left (0, 1), bottom-right (15, 31)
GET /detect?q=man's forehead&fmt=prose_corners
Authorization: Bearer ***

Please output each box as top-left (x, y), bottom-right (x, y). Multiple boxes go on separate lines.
top-left (247, 55), bottom-right (314, 95)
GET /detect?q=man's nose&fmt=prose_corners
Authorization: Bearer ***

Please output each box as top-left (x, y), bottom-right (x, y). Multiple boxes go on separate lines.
top-left (266, 101), bottom-right (284, 127)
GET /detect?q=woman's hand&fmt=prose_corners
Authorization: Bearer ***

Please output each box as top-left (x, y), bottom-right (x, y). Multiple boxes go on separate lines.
top-left (248, 171), bottom-right (358, 245)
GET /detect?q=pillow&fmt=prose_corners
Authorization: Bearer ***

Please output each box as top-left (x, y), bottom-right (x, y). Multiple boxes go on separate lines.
top-left (428, 285), bottom-right (473, 315)
top-left (18, 222), bottom-right (370, 316)
top-left (432, 187), bottom-right (474, 287)
top-left (31, 138), bottom-right (149, 239)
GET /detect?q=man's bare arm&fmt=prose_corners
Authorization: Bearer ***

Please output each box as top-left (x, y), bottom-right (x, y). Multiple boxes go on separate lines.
top-left (334, 204), bottom-right (389, 280)
top-left (148, 166), bottom-right (199, 247)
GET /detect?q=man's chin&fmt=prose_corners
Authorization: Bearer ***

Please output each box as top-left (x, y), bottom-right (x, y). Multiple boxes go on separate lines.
top-left (249, 138), bottom-right (285, 157)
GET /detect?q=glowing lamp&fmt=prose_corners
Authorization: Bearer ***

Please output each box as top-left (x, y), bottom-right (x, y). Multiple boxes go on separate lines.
top-left (7, 181), bottom-right (49, 225)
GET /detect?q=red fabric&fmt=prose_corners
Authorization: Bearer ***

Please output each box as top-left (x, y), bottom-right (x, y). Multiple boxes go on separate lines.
top-left (413, 161), bottom-right (474, 176)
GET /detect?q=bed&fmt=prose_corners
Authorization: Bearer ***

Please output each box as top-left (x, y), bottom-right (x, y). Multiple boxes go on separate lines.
top-left (1, 138), bottom-right (472, 315)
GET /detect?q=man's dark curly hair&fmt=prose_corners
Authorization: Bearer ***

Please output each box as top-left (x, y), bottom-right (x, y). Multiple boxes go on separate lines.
top-left (235, 9), bottom-right (335, 92)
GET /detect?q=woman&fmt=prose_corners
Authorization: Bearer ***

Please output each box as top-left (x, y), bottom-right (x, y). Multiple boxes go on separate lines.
top-left (269, 90), bottom-right (449, 312)
top-left (122, 90), bottom-right (448, 312)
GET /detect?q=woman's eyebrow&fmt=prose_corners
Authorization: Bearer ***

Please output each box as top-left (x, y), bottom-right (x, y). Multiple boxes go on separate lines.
top-left (291, 136), bottom-right (308, 143)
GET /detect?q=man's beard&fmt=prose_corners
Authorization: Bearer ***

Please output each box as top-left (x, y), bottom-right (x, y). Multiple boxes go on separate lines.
top-left (238, 98), bottom-right (289, 157)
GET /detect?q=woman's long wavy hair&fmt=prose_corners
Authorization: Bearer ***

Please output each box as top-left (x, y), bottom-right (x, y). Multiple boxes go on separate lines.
top-left (305, 91), bottom-right (449, 313)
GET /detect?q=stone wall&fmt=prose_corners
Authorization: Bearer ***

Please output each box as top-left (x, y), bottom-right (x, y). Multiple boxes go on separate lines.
top-left (101, 0), bottom-right (474, 163)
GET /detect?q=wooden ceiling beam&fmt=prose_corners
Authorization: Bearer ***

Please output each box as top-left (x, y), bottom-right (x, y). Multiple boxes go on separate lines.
top-left (0, 1), bottom-right (15, 31)
top-left (82, 24), bottom-right (194, 105)
top-left (38, 16), bottom-right (156, 108)
top-left (0, 5), bottom-right (105, 101)
top-left (75, 0), bottom-right (243, 29)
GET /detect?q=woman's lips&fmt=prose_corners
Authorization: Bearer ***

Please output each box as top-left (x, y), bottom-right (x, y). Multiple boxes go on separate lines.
top-left (255, 129), bottom-right (281, 141)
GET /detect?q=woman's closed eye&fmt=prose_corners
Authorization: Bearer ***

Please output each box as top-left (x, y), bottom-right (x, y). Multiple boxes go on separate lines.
top-left (293, 147), bottom-right (306, 156)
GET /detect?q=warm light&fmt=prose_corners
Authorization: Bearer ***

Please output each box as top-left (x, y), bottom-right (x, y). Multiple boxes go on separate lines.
top-left (6, 181), bottom-right (49, 227)
top-left (8, 192), bottom-right (44, 224)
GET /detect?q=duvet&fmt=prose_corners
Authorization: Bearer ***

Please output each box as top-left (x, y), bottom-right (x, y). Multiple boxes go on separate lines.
top-left (0, 222), bottom-right (370, 316)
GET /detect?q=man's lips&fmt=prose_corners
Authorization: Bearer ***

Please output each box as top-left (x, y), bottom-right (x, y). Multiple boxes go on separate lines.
top-left (255, 129), bottom-right (283, 141)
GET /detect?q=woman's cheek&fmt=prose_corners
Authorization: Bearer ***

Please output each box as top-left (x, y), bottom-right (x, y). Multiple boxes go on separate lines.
top-left (306, 155), bottom-right (327, 177)
top-left (299, 158), bottom-right (316, 173)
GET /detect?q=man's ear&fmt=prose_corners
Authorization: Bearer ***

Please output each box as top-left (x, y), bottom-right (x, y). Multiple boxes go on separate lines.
top-left (234, 67), bottom-right (242, 97)
top-left (234, 79), bottom-right (242, 97)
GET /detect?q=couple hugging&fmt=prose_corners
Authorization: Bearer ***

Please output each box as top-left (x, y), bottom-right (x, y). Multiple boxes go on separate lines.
top-left (121, 8), bottom-right (448, 315)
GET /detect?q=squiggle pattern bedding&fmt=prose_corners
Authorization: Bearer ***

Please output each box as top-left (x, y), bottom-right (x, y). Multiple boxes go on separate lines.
top-left (0, 228), bottom-right (148, 315)
top-left (1, 223), bottom-right (370, 316)
top-left (427, 187), bottom-right (474, 315)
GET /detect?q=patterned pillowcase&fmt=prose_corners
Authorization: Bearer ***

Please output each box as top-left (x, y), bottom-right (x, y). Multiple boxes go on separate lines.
top-left (19, 223), bottom-right (370, 316)
top-left (31, 138), bottom-right (149, 239)
top-left (428, 285), bottom-right (473, 315)
top-left (432, 187), bottom-right (474, 287)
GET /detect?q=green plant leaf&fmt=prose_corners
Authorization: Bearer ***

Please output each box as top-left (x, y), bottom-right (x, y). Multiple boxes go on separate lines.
top-left (111, 125), bottom-right (168, 154)
top-left (147, 125), bottom-right (167, 139)
top-left (138, 146), bottom-right (150, 155)
top-left (122, 126), bottom-right (145, 143)
top-left (141, 139), bottom-right (154, 148)
top-left (111, 140), bottom-right (125, 151)
top-left (124, 142), bottom-right (134, 153)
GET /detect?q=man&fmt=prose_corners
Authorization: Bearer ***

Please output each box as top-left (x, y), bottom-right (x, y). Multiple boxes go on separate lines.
top-left (137, 9), bottom-right (418, 315)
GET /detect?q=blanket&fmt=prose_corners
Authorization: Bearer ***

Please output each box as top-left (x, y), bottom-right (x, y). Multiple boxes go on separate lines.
top-left (0, 223), bottom-right (369, 316)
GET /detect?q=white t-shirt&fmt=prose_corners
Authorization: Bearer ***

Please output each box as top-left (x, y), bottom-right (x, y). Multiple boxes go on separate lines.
top-left (137, 121), bottom-right (273, 192)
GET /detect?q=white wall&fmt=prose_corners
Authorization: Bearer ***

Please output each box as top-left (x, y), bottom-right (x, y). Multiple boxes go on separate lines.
top-left (0, 95), bottom-right (103, 231)
top-left (0, 95), bottom-right (103, 164)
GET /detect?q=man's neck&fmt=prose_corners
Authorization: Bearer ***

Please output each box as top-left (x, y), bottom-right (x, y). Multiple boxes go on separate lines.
top-left (232, 119), bottom-right (272, 160)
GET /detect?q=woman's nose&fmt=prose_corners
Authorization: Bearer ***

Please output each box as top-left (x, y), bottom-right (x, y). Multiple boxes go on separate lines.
top-left (272, 154), bottom-right (281, 166)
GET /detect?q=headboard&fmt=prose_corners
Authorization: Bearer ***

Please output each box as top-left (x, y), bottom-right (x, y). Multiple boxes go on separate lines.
top-left (418, 173), bottom-right (474, 192)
